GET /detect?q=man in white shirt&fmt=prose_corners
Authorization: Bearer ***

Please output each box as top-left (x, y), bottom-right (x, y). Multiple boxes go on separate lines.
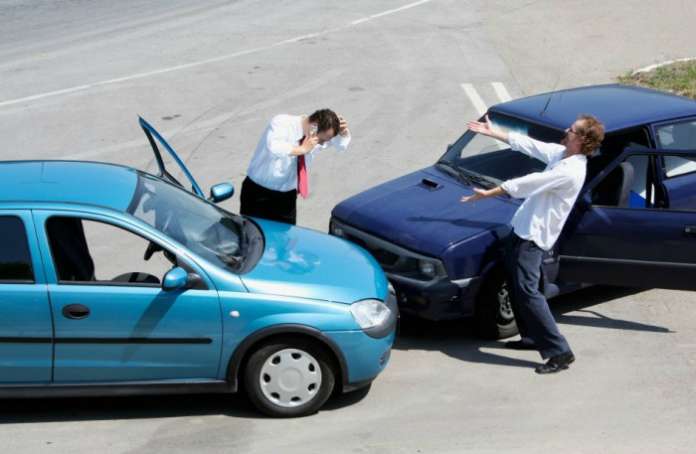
top-left (240, 109), bottom-right (351, 225)
top-left (462, 114), bottom-right (604, 374)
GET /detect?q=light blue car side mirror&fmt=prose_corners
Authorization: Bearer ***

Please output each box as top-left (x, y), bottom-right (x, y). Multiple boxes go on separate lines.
top-left (162, 267), bottom-right (189, 291)
top-left (209, 182), bottom-right (234, 203)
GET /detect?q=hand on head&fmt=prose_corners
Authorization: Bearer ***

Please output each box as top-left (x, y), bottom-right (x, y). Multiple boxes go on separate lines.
top-left (338, 115), bottom-right (349, 137)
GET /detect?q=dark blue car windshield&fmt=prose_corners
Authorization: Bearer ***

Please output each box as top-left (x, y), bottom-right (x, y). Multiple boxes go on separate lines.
top-left (127, 173), bottom-right (246, 272)
top-left (439, 113), bottom-right (564, 186)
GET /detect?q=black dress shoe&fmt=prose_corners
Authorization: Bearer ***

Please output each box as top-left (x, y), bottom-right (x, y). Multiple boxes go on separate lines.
top-left (505, 340), bottom-right (538, 350)
top-left (535, 352), bottom-right (575, 374)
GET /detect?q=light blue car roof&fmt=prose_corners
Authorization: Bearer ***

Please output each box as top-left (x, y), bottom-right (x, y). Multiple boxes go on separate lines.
top-left (0, 160), bottom-right (138, 211)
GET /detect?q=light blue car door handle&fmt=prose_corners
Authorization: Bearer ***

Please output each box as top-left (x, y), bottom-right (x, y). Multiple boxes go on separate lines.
top-left (62, 304), bottom-right (90, 320)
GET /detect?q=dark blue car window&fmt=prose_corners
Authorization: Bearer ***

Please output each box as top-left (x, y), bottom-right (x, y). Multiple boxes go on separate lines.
top-left (127, 174), bottom-right (246, 273)
top-left (439, 113), bottom-right (563, 185)
top-left (0, 216), bottom-right (34, 283)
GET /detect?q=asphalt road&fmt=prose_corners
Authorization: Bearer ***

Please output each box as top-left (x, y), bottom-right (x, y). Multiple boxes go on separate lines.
top-left (2, 0), bottom-right (696, 452)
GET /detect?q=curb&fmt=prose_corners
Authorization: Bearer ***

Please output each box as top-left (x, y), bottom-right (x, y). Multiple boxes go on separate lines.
top-left (632, 57), bottom-right (696, 75)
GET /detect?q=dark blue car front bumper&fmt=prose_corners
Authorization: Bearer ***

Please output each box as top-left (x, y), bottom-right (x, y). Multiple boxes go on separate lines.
top-left (387, 273), bottom-right (482, 321)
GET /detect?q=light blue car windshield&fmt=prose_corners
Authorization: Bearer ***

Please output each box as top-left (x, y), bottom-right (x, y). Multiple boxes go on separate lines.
top-left (127, 173), bottom-right (245, 272)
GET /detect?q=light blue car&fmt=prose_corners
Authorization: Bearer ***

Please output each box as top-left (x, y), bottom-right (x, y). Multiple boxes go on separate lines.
top-left (0, 118), bottom-right (396, 417)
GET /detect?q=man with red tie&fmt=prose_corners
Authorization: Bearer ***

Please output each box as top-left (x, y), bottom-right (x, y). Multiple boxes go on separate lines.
top-left (240, 109), bottom-right (351, 225)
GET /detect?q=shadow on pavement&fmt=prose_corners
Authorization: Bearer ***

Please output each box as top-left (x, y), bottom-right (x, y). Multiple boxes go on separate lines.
top-left (394, 285), bottom-right (673, 367)
top-left (0, 385), bottom-right (372, 424)
top-left (0, 393), bottom-right (260, 424)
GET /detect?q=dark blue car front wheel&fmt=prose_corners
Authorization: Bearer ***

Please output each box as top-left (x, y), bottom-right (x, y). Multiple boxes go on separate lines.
top-left (474, 269), bottom-right (518, 339)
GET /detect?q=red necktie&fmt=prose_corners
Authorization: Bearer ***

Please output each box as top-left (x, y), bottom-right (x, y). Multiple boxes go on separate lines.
top-left (297, 136), bottom-right (309, 198)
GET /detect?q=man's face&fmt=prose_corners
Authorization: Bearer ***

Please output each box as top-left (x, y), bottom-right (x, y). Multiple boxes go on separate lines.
top-left (316, 128), bottom-right (336, 145)
top-left (561, 120), bottom-right (584, 152)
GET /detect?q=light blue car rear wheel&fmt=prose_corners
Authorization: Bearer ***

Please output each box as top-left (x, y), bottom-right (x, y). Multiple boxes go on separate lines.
top-left (244, 338), bottom-right (336, 417)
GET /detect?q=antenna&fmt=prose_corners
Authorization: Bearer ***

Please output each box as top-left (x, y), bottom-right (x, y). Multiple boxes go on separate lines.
top-left (540, 74), bottom-right (561, 117)
top-left (540, 93), bottom-right (553, 117)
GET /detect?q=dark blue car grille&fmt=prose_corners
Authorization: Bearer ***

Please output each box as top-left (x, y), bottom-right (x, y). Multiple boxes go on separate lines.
top-left (346, 235), bottom-right (400, 267)
top-left (342, 233), bottom-right (419, 275)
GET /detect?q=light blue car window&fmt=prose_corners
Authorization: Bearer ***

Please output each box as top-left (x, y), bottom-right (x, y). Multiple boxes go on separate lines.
top-left (127, 173), bottom-right (246, 273)
top-left (0, 216), bottom-right (34, 283)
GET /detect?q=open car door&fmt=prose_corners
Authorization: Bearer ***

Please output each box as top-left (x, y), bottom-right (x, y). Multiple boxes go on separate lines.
top-left (558, 147), bottom-right (696, 290)
top-left (139, 116), bottom-right (205, 198)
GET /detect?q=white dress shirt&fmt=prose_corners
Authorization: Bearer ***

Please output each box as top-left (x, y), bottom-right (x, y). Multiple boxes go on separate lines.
top-left (246, 114), bottom-right (351, 192)
top-left (500, 132), bottom-right (587, 251)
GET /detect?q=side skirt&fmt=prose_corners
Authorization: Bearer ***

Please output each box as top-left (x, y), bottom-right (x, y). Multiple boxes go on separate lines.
top-left (0, 380), bottom-right (235, 399)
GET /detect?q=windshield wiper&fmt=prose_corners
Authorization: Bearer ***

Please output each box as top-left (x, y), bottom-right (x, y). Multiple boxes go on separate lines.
top-left (459, 169), bottom-right (494, 188)
top-left (436, 161), bottom-right (474, 185)
top-left (436, 161), bottom-right (494, 187)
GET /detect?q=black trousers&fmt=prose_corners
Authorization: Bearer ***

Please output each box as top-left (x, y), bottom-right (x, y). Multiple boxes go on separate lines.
top-left (240, 177), bottom-right (297, 225)
top-left (504, 233), bottom-right (571, 359)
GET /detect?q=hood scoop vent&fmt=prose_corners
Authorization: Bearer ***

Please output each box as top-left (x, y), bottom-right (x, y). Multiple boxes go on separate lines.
top-left (419, 178), bottom-right (442, 191)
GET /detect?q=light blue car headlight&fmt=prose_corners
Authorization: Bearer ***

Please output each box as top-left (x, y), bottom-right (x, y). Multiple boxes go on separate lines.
top-left (350, 299), bottom-right (392, 330)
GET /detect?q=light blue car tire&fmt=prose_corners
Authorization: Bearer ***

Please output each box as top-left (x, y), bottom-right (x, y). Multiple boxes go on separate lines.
top-left (244, 337), bottom-right (336, 418)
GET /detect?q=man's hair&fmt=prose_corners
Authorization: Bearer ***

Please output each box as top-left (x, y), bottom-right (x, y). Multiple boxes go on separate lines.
top-left (575, 114), bottom-right (605, 155)
top-left (309, 109), bottom-right (340, 136)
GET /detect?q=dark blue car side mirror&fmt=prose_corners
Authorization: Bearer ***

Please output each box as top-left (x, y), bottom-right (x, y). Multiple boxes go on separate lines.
top-left (209, 183), bottom-right (234, 203)
top-left (162, 267), bottom-right (189, 291)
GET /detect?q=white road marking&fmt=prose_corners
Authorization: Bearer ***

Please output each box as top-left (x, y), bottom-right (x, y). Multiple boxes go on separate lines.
top-left (350, 0), bottom-right (432, 25)
top-left (0, 0), bottom-right (433, 109)
top-left (491, 81), bottom-right (512, 102)
top-left (460, 83), bottom-right (487, 116)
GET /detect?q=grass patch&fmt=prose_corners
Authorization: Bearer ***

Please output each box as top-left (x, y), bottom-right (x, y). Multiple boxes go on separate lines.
top-left (618, 60), bottom-right (696, 100)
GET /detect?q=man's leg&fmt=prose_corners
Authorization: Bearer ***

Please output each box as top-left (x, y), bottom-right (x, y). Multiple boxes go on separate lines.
top-left (240, 177), bottom-right (269, 219)
top-left (274, 190), bottom-right (298, 225)
top-left (503, 235), bottom-right (534, 347)
top-left (240, 177), bottom-right (296, 224)
top-left (512, 239), bottom-right (571, 359)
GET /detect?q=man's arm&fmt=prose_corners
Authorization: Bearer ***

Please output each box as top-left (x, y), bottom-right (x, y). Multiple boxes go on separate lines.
top-left (467, 115), bottom-right (564, 164)
top-left (330, 115), bottom-right (351, 152)
top-left (266, 115), bottom-right (317, 157)
top-left (507, 132), bottom-right (565, 164)
top-left (500, 166), bottom-right (572, 199)
top-left (461, 164), bottom-right (573, 203)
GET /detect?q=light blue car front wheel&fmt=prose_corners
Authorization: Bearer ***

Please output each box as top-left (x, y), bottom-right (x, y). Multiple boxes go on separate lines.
top-left (244, 337), bottom-right (336, 417)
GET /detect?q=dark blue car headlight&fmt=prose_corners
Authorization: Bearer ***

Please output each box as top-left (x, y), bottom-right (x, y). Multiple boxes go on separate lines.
top-left (329, 220), bottom-right (346, 238)
top-left (417, 258), bottom-right (446, 280)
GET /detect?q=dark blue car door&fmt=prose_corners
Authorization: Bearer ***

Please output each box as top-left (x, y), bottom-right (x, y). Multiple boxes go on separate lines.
top-left (558, 146), bottom-right (696, 290)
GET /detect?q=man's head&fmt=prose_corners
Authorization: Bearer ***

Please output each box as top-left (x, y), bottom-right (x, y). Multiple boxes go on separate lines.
top-left (308, 109), bottom-right (341, 144)
top-left (562, 114), bottom-right (605, 156)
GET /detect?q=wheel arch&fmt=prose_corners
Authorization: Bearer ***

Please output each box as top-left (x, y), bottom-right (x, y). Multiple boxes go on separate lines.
top-left (225, 324), bottom-right (349, 393)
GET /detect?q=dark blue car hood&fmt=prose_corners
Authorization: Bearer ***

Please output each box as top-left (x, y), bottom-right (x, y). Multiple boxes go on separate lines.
top-left (332, 166), bottom-right (519, 257)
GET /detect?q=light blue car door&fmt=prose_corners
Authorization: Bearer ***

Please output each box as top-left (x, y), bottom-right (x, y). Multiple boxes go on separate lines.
top-left (33, 210), bottom-right (223, 383)
top-left (0, 211), bottom-right (53, 384)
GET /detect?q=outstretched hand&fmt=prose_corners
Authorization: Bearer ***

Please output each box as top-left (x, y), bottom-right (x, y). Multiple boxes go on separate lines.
top-left (467, 114), bottom-right (494, 136)
top-left (460, 187), bottom-right (489, 203)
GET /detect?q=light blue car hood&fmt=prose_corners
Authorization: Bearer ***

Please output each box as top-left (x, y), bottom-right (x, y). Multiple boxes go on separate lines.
top-left (240, 219), bottom-right (389, 304)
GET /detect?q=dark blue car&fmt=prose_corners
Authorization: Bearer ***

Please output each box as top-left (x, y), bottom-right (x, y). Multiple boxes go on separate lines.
top-left (330, 84), bottom-right (696, 338)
